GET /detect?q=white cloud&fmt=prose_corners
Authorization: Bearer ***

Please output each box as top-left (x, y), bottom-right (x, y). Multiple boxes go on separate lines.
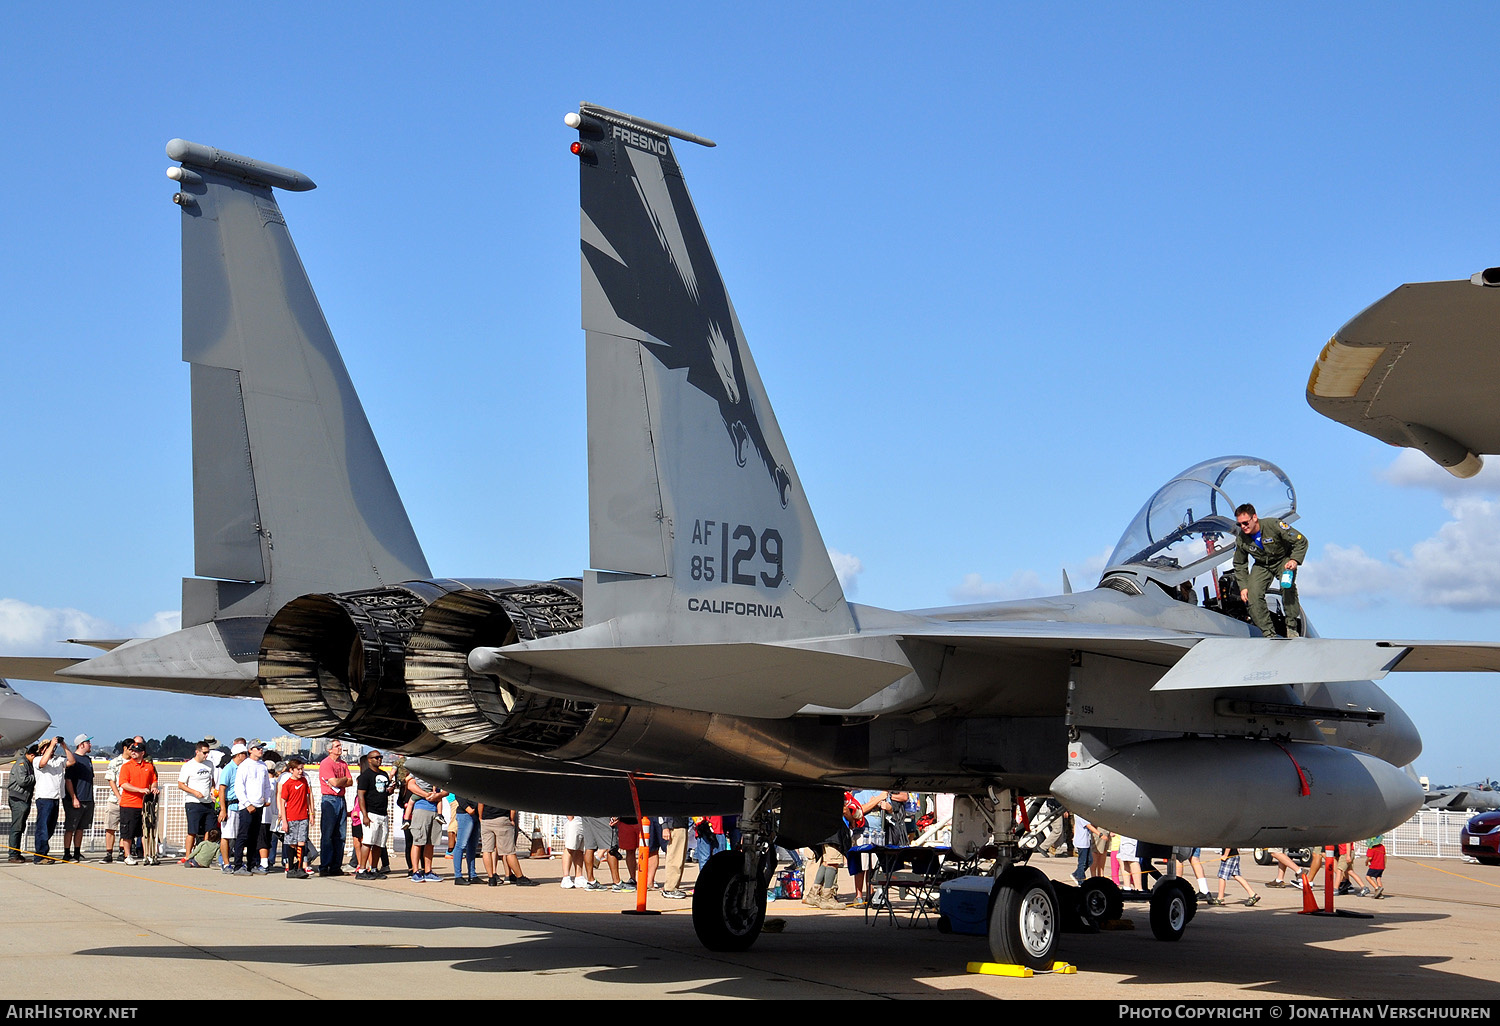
top-left (1305, 497), bottom-right (1500, 611)
top-left (0, 600), bottom-right (182, 659)
top-left (1296, 543), bottom-right (1397, 606)
top-left (950, 569), bottom-right (1044, 603)
top-left (1398, 498), bottom-right (1500, 609)
top-left (1065, 547), bottom-right (1115, 591)
top-left (0, 599), bottom-right (114, 657)
top-left (1381, 448), bottom-right (1500, 496)
top-left (131, 611), bottom-right (181, 638)
top-left (827, 548), bottom-right (863, 594)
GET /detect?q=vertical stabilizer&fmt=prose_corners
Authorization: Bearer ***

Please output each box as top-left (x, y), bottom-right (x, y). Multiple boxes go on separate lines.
top-left (168, 140), bottom-right (430, 627)
top-left (570, 107), bottom-right (852, 643)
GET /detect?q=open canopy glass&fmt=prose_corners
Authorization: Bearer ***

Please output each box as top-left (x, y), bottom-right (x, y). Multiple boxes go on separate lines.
top-left (1103, 456), bottom-right (1296, 589)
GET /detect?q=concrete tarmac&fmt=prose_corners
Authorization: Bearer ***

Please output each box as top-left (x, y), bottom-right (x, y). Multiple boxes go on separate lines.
top-left (2, 852), bottom-right (1498, 1000)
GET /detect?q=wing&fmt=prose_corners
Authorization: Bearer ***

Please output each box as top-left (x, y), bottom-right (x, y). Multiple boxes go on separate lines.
top-left (1307, 277), bottom-right (1500, 477)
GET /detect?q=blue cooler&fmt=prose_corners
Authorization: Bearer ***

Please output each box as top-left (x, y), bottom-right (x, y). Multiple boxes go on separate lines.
top-left (938, 875), bottom-right (994, 935)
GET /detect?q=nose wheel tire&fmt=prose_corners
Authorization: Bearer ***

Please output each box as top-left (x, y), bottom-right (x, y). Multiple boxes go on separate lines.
top-left (1078, 876), bottom-right (1124, 925)
top-left (988, 866), bottom-right (1060, 969)
top-left (1149, 878), bottom-right (1195, 941)
top-left (692, 850), bottom-right (768, 952)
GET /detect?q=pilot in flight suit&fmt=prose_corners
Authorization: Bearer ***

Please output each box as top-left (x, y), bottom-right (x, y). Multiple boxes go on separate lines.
top-left (1232, 503), bottom-right (1308, 638)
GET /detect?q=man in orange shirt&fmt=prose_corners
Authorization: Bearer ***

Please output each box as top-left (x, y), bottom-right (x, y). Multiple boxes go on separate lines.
top-left (116, 742), bottom-right (158, 866)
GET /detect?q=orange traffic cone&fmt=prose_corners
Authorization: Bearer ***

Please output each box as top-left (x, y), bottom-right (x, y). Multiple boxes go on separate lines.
top-left (1298, 873), bottom-right (1321, 914)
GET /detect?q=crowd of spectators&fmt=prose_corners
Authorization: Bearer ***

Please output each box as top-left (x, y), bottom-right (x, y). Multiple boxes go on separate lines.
top-left (5, 740), bottom-right (1392, 910)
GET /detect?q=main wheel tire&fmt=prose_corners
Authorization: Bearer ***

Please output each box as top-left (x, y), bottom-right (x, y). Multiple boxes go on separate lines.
top-left (988, 867), bottom-right (1060, 969)
top-left (1053, 881), bottom-right (1093, 933)
top-left (1078, 877), bottom-right (1124, 925)
top-left (692, 850), bottom-right (767, 952)
top-left (1149, 878), bottom-right (1192, 942)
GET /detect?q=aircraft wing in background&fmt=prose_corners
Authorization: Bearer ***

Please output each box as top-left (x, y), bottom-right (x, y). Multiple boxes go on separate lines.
top-left (1307, 273), bottom-right (1500, 477)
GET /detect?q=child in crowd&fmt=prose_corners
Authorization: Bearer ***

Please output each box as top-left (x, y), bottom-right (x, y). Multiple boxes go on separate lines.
top-left (1365, 835), bottom-right (1386, 898)
top-left (185, 828), bottom-right (221, 868)
top-left (278, 757), bottom-right (312, 879)
top-left (1209, 847), bottom-right (1260, 906)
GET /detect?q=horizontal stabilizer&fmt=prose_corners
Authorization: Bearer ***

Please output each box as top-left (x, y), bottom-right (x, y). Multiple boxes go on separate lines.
top-left (66, 639), bottom-right (130, 652)
top-left (487, 625), bottom-right (910, 718)
top-left (0, 624), bottom-right (259, 699)
top-left (0, 657), bottom-right (88, 685)
top-left (1150, 637), bottom-right (1500, 691)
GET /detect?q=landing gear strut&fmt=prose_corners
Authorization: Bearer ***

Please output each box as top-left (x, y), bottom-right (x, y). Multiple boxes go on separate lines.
top-left (691, 784), bottom-right (779, 952)
top-left (961, 790), bottom-right (1065, 969)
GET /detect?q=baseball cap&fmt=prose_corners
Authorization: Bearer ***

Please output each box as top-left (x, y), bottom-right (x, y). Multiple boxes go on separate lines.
top-left (73, 734), bottom-right (93, 747)
top-left (230, 742), bottom-right (248, 755)
top-left (249, 739), bottom-right (265, 749)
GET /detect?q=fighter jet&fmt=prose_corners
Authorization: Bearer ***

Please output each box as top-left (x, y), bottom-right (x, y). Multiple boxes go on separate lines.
top-left (4, 111), bottom-right (1500, 969)
top-left (1306, 271), bottom-right (1500, 477)
top-left (1423, 782), bottom-right (1500, 813)
top-left (0, 679), bottom-right (51, 750)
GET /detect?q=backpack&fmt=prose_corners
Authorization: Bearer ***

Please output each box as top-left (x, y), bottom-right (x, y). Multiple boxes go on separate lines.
top-left (7, 755), bottom-right (34, 799)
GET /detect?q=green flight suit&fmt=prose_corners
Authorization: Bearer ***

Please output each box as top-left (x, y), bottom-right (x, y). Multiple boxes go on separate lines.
top-left (1232, 517), bottom-right (1308, 638)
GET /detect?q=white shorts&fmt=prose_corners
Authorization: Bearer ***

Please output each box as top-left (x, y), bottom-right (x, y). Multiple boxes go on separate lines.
top-left (564, 817), bottom-right (585, 851)
top-left (364, 813), bottom-right (389, 849)
top-left (221, 810), bottom-right (241, 841)
top-left (1119, 838), bottom-right (1138, 861)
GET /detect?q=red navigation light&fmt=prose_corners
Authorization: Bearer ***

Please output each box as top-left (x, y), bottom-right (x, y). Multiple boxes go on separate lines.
top-left (571, 141), bottom-right (595, 159)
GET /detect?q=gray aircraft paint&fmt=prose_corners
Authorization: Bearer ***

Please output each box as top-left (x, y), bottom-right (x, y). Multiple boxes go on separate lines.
top-left (170, 139), bottom-right (430, 626)
top-left (1308, 275), bottom-right (1500, 477)
top-left (574, 105), bottom-right (849, 644)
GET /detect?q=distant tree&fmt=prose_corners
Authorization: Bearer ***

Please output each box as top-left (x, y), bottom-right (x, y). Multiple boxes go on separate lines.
top-left (156, 735), bottom-right (197, 760)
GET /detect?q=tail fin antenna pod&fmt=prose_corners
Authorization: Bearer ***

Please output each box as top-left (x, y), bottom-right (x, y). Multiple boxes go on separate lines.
top-left (573, 106), bottom-right (853, 642)
top-left (169, 139), bottom-right (430, 627)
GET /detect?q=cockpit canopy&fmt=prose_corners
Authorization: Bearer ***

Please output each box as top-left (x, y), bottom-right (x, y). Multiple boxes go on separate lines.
top-left (1102, 456), bottom-right (1296, 590)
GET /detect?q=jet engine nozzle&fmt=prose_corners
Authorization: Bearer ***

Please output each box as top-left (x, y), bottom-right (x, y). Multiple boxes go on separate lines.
top-left (259, 578), bottom-right (598, 758)
top-left (1050, 736), bottom-right (1423, 848)
top-left (258, 581), bottom-right (467, 745)
top-left (407, 583), bottom-right (597, 752)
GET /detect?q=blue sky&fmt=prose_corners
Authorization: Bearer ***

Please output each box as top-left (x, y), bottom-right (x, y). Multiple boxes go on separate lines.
top-left (2, 4), bottom-right (1496, 784)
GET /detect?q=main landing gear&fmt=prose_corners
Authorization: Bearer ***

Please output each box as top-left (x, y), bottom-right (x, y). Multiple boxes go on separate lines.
top-left (965, 792), bottom-right (1200, 968)
top-left (691, 784), bottom-right (779, 952)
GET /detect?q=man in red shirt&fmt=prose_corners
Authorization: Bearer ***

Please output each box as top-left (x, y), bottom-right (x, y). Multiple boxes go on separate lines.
top-left (116, 742), bottom-right (158, 865)
top-left (317, 741), bottom-right (353, 877)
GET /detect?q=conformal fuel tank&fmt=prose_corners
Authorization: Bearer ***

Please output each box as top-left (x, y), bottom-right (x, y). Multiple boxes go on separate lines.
top-left (1051, 736), bottom-right (1423, 848)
